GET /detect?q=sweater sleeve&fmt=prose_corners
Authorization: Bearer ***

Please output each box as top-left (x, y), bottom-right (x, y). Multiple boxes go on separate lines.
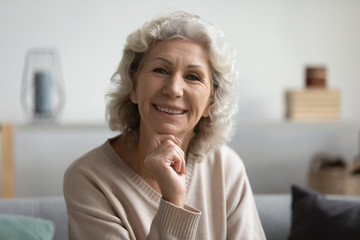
top-left (147, 198), bottom-right (202, 240)
top-left (224, 147), bottom-right (266, 240)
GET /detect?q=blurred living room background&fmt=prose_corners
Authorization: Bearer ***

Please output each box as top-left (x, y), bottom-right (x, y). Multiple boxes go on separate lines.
top-left (1, 0), bottom-right (360, 198)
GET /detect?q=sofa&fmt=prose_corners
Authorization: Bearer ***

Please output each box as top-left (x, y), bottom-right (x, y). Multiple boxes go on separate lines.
top-left (0, 193), bottom-right (359, 240)
top-left (0, 196), bottom-right (67, 240)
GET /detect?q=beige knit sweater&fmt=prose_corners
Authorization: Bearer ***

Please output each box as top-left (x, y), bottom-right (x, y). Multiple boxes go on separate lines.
top-left (63, 138), bottom-right (266, 240)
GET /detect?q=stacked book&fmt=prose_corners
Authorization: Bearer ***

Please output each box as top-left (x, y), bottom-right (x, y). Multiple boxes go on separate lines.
top-left (286, 89), bottom-right (341, 121)
top-left (285, 66), bottom-right (341, 121)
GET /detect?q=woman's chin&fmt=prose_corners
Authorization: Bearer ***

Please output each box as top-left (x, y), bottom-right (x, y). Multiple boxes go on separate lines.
top-left (154, 128), bottom-right (180, 136)
top-left (152, 125), bottom-right (188, 139)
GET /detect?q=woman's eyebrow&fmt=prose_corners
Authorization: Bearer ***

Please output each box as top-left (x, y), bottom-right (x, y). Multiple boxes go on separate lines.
top-left (152, 57), bottom-right (172, 65)
top-left (152, 57), bottom-right (206, 70)
top-left (187, 64), bottom-right (206, 70)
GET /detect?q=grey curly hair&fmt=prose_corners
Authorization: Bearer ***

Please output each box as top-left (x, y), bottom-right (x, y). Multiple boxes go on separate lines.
top-left (106, 11), bottom-right (238, 158)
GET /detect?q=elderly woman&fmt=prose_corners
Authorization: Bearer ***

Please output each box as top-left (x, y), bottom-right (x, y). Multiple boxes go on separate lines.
top-left (64, 11), bottom-right (265, 240)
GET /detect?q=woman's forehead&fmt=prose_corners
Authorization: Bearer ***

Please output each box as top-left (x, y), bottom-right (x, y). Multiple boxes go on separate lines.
top-left (144, 39), bottom-right (211, 68)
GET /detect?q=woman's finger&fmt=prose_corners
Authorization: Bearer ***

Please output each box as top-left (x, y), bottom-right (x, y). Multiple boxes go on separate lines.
top-left (171, 146), bottom-right (186, 174)
top-left (171, 151), bottom-right (184, 173)
top-left (148, 134), bottom-right (180, 153)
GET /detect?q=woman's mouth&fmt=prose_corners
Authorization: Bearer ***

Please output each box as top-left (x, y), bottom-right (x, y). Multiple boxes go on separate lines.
top-left (154, 105), bottom-right (186, 115)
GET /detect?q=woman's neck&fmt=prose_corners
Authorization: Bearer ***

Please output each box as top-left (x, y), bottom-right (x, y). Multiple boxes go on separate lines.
top-left (112, 134), bottom-right (148, 176)
top-left (111, 135), bottom-right (161, 193)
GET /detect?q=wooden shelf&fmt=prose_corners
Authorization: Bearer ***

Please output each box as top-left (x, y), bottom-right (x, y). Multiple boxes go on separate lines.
top-left (1, 123), bottom-right (14, 198)
top-left (14, 122), bottom-right (108, 129)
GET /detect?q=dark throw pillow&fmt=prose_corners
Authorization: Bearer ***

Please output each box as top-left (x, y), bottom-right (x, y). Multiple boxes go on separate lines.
top-left (288, 185), bottom-right (360, 240)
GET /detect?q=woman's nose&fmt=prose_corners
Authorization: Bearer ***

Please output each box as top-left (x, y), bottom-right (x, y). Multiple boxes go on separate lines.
top-left (162, 73), bottom-right (184, 98)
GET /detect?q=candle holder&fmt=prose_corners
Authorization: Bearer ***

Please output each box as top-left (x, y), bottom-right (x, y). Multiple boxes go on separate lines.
top-left (21, 48), bottom-right (65, 123)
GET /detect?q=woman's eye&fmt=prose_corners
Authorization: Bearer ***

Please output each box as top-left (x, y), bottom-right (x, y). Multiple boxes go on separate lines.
top-left (153, 68), bottom-right (168, 74)
top-left (186, 74), bottom-right (200, 81)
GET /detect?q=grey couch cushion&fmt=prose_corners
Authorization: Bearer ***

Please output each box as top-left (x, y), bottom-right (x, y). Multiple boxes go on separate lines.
top-left (255, 194), bottom-right (291, 240)
top-left (0, 196), bottom-right (67, 240)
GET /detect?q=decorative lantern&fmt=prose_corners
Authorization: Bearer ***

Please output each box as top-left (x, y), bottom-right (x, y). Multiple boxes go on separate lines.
top-left (21, 48), bottom-right (65, 123)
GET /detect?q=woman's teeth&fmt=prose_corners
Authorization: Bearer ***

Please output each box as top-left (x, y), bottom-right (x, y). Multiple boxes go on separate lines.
top-left (156, 105), bottom-right (184, 114)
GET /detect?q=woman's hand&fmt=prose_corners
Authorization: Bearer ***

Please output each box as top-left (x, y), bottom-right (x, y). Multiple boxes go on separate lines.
top-left (144, 134), bottom-right (187, 207)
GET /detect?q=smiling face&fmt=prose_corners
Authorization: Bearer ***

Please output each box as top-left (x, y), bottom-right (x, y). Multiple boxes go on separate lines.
top-left (130, 39), bottom-right (212, 144)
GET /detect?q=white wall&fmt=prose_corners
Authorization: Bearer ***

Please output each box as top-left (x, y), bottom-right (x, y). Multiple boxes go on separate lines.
top-left (1, 0), bottom-right (360, 123)
top-left (1, 0), bottom-right (360, 196)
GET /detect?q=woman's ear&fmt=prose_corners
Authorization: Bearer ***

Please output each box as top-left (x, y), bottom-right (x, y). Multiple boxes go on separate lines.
top-left (130, 90), bottom-right (138, 104)
top-left (202, 96), bottom-right (214, 117)
top-left (130, 73), bottom-right (138, 104)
